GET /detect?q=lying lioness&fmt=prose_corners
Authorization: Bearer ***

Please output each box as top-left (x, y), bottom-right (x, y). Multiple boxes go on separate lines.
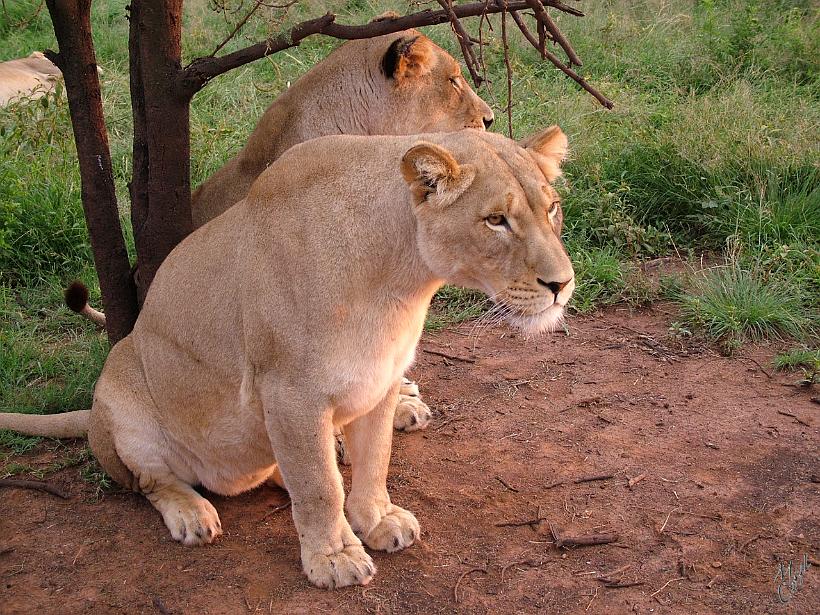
top-left (69, 28), bottom-right (494, 433)
top-left (4, 126), bottom-right (575, 588)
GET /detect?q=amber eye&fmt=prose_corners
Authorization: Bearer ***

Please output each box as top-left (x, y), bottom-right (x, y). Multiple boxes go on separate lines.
top-left (486, 213), bottom-right (507, 227)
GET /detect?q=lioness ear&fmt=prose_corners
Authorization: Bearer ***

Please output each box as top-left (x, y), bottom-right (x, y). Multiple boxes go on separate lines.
top-left (401, 142), bottom-right (475, 204)
top-left (382, 36), bottom-right (435, 82)
top-left (519, 125), bottom-right (569, 182)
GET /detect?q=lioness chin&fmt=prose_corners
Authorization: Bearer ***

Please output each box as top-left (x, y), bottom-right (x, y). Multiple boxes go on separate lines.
top-left (2, 126), bottom-right (575, 589)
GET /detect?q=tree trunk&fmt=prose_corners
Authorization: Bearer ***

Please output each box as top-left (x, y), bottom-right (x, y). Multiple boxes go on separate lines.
top-left (128, 0), bottom-right (192, 305)
top-left (45, 0), bottom-right (139, 344)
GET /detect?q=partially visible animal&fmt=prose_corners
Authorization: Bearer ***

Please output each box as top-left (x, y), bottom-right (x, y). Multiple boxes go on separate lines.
top-left (0, 126), bottom-right (574, 589)
top-left (0, 52), bottom-right (62, 106)
top-left (191, 29), bottom-right (495, 227)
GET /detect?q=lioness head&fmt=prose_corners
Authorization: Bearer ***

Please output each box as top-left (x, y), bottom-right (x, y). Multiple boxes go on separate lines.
top-left (401, 127), bottom-right (575, 334)
top-left (376, 32), bottom-right (494, 133)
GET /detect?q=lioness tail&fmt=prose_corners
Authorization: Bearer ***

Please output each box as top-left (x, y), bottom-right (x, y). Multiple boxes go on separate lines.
top-left (0, 409), bottom-right (89, 438)
top-left (65, 281), bottom-right (106, 328)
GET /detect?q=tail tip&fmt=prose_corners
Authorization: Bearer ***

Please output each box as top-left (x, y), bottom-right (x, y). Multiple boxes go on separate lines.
top-left (64, 280), bottom-right (90, 313)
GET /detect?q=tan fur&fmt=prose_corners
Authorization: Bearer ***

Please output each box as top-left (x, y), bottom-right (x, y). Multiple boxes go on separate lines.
top-left (0, 52), bottom-right (62, 106)
top-left (1, 127), bottom-right (574, 589)
top-left (191, 30), bottom-right (494, 228)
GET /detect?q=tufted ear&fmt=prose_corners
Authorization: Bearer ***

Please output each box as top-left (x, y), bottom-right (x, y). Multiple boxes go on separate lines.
top-left (381, 36), bottom-right (435, 83)
top-left (519, 125), bottom-right (568, 182)
top-left (401, 142), bottom-right (475, 205)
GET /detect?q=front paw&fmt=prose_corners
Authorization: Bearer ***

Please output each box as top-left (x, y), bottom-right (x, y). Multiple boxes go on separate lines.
top-left (350, 504), bottom-right (420, 553)
top-left (302, 544), bottom-right (375, 589)
top-left (394, 394), bottom-right (432, 432)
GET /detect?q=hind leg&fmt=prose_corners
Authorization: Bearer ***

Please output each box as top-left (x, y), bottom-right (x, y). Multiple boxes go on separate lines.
top-left (91, 337), bottom-right (223, 546)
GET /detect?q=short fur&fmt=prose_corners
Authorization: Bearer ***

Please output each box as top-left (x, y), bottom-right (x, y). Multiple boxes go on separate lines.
top-left (1, 127), bottom-right (574, 589)
top-left (0, 52), bottom-right (62, 106)
top-left (191, 30), bottom-right (494, 227)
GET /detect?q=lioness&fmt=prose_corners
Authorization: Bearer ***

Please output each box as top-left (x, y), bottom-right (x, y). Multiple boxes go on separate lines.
top-left (68, 29), bottom-right (494, 432)
top-left (191, 30), bottom-right (495, 227)
top-left (0, 126), bottom-right (574, 588)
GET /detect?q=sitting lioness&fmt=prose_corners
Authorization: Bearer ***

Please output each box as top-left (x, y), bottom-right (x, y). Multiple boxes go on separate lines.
top-left (4, 126), bottom-right (575, 588)
top-left (68, 28), bottom-right (494, 434)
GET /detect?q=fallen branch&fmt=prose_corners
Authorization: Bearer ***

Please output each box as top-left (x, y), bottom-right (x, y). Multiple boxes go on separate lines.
top-left (0, 478), bottom-right (69, 499)
top-left (550, 523), bottom-right (619, 548)
top-left (545, 473), bottom-right (614, 489)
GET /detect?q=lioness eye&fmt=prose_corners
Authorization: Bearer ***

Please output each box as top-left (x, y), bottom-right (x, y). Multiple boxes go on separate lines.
top-left (548, 201), bottom-right (560, 215)
top-left (449, 76), bottom-right (460, 88)
top-left (486, 213), bottom-right (508, 228)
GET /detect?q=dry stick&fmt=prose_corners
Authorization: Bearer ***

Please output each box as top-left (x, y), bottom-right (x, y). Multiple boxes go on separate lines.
top-left (494, 515), bottom-right (546, 527)
top-left (454, 566), bottom-right (488, 602)
top-left (549, 522), bottom-right (619, 548)
top-left (658, 507), bottom-right (679, 534)
top-left (777, 409), bottom-right (811, 427)
top-left (500, 4), bottom-right (514, 138)
top-left (628, 473), bottom-right (647, 488)
top-left (422, 348), bottom-right (476, 363)
top-left (524, 0), bottom-right (582, 65)
top-left (650, 576), bottom-right (685, 598)
top-left (0, 478), bottom-right (69, 499)
top-left (507, 10), bottom-right (613, 108)
top-left (496, 476), bottom-right (520, 492)
top-left (438, 0), bottom-right (484, 86)
top-left (545, 473), bottom-right (614, 489)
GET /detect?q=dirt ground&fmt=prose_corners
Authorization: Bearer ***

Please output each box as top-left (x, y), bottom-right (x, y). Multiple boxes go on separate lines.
top-left (1, 305), bottom-right (817, 614)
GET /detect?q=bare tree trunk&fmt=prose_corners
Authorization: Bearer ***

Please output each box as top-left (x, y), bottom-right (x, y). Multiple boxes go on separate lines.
top-left (128, 0), bottom-right (192, 305)
top-left (44, 0), bottom-right (139, 344)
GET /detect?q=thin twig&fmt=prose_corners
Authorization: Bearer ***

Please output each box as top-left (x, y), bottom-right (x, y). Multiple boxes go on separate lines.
top-left (499, 3), bottom-right (514, 138)
top-left (454, 566), bottom-right (487, 602)
top-left (658, 507), bottom-right (679, 534)
top-left (496, 476), bottom-right (520, 492)
top-left (627, 473), bottom-right (647, 489)
top-left (777, 410), bottom-right (811, 427)
top-left (524, 0), bottom-right (582, 65)
top-left (0, 478), bottom-right (69, 499)
top-left (422, 348), bottom-right (476, 362)
top-left (437, 0), bottom-right (483, 86)
top-left (650, 576), bottom-right (685, 598)
top-left (545, 473), bottom-right (614, 489)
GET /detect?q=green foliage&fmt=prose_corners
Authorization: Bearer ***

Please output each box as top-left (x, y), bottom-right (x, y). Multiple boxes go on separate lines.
top-left (774, 347), bottom-right (820, 372)
top-left (677, 264), bottom-right (815, 351)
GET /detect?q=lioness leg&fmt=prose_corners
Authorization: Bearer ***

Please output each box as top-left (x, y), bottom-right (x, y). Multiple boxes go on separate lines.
top-left (261, 383), bottom-right (374, 589)
top-left (393, 377), bottom-right (432, 432)
top-left (344, 380), bottom-right (420, 552)
top-left (92, 337), bottom-right (223, 546)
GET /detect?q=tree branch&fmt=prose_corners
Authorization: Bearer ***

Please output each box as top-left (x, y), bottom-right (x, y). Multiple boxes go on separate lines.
top-left (524, 0), bottom-right (582, 66)
top-left (178, 0), bottom-right (591, 97)
top-left (437, 0), bottom-right (483, 86)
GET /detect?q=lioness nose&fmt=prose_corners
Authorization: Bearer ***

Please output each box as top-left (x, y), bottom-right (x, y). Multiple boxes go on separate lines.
top-left (537, 278), bottom-right (571, 296)
top-left (483, 115), bottom-right (494, 129)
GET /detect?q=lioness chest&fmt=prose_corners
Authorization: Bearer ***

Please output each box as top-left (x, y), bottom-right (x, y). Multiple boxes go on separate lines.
top-left (328, 302), bottom-right (427, 424)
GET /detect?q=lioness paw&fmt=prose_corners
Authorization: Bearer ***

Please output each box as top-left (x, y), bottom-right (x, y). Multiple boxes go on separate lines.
top-left (303, 544), bottom-right (375, 589)
top-left (394, 394), bottom-right (432, 432)
top-left (162, 496), bottom-right (223, 546)
top-left (356, 504), bottom-right (420, 553)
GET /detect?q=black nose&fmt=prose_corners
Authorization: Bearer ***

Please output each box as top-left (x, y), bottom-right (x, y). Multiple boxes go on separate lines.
top-left (537, 278), bottom-right (570, 296)
top-left (483, 116), bottom-right (493, 129)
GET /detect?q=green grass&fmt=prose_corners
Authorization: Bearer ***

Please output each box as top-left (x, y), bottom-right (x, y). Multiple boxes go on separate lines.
top-left (0, 0), bottom-right (818, 447)
top-left (677, 263), bottom-right (816, 351)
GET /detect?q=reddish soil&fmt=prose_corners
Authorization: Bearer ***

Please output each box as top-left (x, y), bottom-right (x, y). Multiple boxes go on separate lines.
top-left (1, 306), bottom-right (817, 614)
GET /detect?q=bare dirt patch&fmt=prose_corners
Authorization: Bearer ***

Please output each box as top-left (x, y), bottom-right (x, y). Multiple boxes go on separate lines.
top-left (1, 306), bottom-right (817, 614)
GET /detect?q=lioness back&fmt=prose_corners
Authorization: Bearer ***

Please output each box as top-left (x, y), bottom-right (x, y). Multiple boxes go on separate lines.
top-left (191, 30), bottom-right (493, 227)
